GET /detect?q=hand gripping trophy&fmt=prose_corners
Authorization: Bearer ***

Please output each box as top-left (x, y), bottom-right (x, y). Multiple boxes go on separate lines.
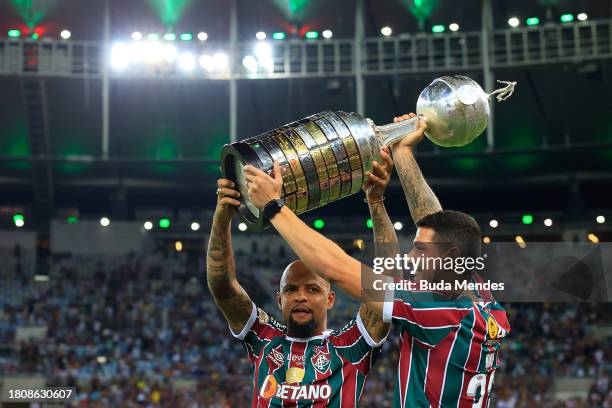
top-left (221, 75), bottom-right (516, 231)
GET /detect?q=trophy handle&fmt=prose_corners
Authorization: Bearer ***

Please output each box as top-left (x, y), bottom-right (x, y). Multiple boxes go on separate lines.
top-left (371, 116), bottom-right (423, 147)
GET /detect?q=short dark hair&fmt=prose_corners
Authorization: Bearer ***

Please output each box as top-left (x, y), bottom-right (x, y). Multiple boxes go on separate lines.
top-left (416, 210), bottom-right (482, 258)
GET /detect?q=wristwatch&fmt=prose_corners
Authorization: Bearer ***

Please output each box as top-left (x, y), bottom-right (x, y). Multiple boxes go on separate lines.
top-left (262, 198), bottom-right (285, 220)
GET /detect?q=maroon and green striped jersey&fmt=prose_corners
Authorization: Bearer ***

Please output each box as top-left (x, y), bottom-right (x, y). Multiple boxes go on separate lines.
top-left (382, 287), bottom-right (510, 408)
top-left (231, 303), bottom-right (386, 407)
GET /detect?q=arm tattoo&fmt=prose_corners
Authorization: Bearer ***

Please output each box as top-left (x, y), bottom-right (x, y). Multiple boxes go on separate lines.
top-left (369, 201), bottom-right (400, 258)
top-left (394, 150), bottom-right (442, 224)
top-left (359, 304), bottom-right (390, 343)
top-left (206, 215), bottom-right (253, 333)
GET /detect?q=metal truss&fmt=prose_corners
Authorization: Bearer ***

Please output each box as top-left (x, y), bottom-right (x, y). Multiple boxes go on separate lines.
top-left (0, 19), bottom-right (610, 80)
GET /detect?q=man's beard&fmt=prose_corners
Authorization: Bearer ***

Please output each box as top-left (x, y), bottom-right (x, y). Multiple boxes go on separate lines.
top-left (287, 316), bottom-right (317, 338)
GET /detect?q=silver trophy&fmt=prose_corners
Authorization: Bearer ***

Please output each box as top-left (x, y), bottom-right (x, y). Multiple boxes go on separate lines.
top-left (221, 75), bottom-right (516, 231)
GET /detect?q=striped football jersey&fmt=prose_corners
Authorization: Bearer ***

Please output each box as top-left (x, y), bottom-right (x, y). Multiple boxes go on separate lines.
top-left (231, 303), bottom-right (386, 408)
top-left (382, 287), bottom-right (510, 408)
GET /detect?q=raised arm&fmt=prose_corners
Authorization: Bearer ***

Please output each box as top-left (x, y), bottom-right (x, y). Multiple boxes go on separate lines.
top-left (359, 146), bottom-right (397, 341)
top-left (206, 179), bottom-right (253, 334)
top-left (390, 113), bottom-right (442, 224)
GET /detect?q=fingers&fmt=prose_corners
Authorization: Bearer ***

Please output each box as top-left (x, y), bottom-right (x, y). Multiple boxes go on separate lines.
top-left (243, 164), bottom-right (267, 178)
top-left (272, 161), bottom-right (282, 183)
top-left (217, 179), bottom-right (235, 188)
top-left (417, 116), bottom-right (428, 132)
top-left (371, 160), bottom-right (387, 178)
top-left (365, 171), bottom-right (386, 186)
top-left (219, 197), bottom-right (240, 207)
top-left (218, 187), bottom-right (240, 198)
top-left (393, 113), bottom-right (417, 123)
top-left (380, 147), bottom-right (393, 169)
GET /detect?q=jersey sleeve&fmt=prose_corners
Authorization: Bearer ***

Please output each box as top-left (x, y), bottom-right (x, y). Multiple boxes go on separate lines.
top-left (328, 312), bottom-right (387, 375)
top-left (382, 289), bottom-right (472, 348)
top-left (229, 303), bottom-right (286, 361)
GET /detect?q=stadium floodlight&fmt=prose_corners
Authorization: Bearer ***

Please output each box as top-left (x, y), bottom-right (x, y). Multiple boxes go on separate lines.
top-left (526, 17), bottom-right (540, 26)
top-left (596, 215), bottom-right (606, 224)
top-left (31, 33), bottom-right (39, 40)
top-left (259, 56), bottom-right (274, 71)
top-left (191, 222), bottom-right (200, 231)
top-left (544, 218), bottom-right (553, 227)
top-left (272, 32), bottom-right (286, 40)
top-left (449, 23), bottom-right (460, 32)
top-left (489, 219), bottom-right (498, 228)
top-left (60, 29), bottom-right (71, 39)
top-left (175, 241), bottom-right (183, 252)
top-left (14, 214), bottom-right (25, 227)
top-left (522, 214), bottom-right (533, 225)
top-left (508, 17), bottom-right (520, 27)
top-left (199, 54), bottom-right (213, 70)
top-left (366, 218), bottom-right (373, 228)
top-left (132, 31), bottom-right (143, 40)
top-left (322, 29), bottom-right (333, 39)
top-left (256, 31), bottom-right (266, 40)
top-left (159, 218), bottom-right (170, 228)
top-left (147, 33), bottom-right (160, 41)
top-left (305, 31), bottom-right (318, 39)
top-left (100, 217), bottom-right (110, 227)
top-left (381, 26), bottom-right (392, 36)
top-left (162, 44), bottom-right (178, 62)
top-left (238, 222), bottom-right (248, 231)
top-left (178, 53), bottom-right (196, 71)
top-left (587, 233), bottom-right (599, 243)
top-left (164, 33), bottom-right (176, 41)
top-left (197, 32), bottom-right (208, 41)
top-left (577, 13), bottom-right (588, 21)
top-left (8, 29), bottom-right (21, 38)
top-left (515, 235), bottom-right (526, 248)
top-left (432, 25), bottom-right (445, 33)
top-left (213, 52), bottom-right (228, 71)
top-left (242, 55), bottom-right (258, 72)
top-left (254, 41), bottom-right (272, 57)
top-left (180, 33), bottom-right (193, 41)
top-left (144, 221), bottom-right (153, 230)
top-left (560, 14), bottom-right (574, 23)
top-left (483, 236), bottom-right (491, 244)
top-left (393, 221), bottom-right (403, 231)
top-left (111, 43), bottom-right (130, 70)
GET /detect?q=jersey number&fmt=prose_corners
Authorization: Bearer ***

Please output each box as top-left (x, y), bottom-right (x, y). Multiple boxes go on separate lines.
top-left (466, 371), bottom-right (495, 408)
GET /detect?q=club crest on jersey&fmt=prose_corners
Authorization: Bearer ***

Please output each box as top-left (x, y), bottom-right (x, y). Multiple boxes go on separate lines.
top-left (259, 375), bottom-right (332, 401)
top-left (267, 345), bottom-right (284, 369)
top-left (311, 345), bottom-right (331, 374)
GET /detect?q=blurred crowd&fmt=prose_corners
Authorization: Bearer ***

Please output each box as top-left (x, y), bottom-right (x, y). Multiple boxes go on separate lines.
top-left (0, 243), bottom-right (610, 407)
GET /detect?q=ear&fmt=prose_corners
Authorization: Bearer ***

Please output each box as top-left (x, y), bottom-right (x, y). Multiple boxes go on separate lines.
top-left (277, 291), bottom-right (282, 310)
top-left (326, 290), bottom-right (336, 309)
top-left (446, 246), bottom-right (460, 258)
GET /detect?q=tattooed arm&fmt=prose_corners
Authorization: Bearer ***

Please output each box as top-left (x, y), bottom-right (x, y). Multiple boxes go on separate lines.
top-left (206, 179), bottom-right (253, 334)
top-left (390, 113), bottom-right (442, 224)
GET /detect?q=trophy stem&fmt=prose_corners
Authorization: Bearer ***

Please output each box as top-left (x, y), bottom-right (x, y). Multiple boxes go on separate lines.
top-left (372, 116), bottom-right (422, 147)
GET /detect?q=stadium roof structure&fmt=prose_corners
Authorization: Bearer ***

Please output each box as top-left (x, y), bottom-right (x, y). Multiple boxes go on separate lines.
top-left (0, 0), bottom-right (611, 223)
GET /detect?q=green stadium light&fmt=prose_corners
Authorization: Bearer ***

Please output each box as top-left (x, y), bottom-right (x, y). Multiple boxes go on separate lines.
top-left (159, 218), bottom-right (171, 228)
top-left (305, 31), bottom-right (318, 39)
top-left (560, 14), bottom-right (574, 23)
top-left (272, 32), bottom-right (286, 40)
top-left (8, 29), bottom-right (21, 38)
top-left (67, 216), bottom-right (78, 224)
top-left (526, 17), bottom-right (540, 26)
top-left (313, 219), bottom-right (325, 229)
top-left (522, 214), bottom-right (533, 225)
top-left (432, 25), bottom-right (445, 33)
top-left (13, 214), bottom-right (24, 223)
top-left (179, 32), bottom-right (192, 41)
top-left (31, 32), bottom-right (39, 40)
top-left (366, 218), bottom-right (373, 229)
top-left (147, 33), bottom-right (160, 41)
top-left (163, 33), bottom-right (176, 41)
